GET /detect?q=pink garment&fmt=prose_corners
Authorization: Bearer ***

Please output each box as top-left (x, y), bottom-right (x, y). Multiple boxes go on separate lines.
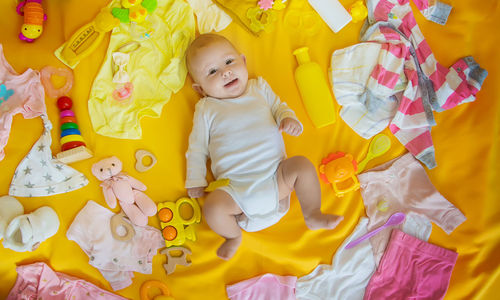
top-left (0, 44), bottom-right (46, 161)
top-left (358, 153), bottom-right (466, 264)
top-left (226, 273), bottom-right (297, 300)
top-left (7, 262), bottom-right (127, 300)
top-left (66, 200), bottom-right (164, 291)
top-left (364, 229), bottom-right (458, 300)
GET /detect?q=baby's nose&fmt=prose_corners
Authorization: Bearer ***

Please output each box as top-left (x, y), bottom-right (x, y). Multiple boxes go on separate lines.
top-left (222, 68), bottom-right (232, 78)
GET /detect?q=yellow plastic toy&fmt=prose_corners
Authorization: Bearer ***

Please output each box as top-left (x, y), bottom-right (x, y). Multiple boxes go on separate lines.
top-left (349, 0), bottom-right (368, 23)
top-left (54, 8), bottom-right (120, 68)
top-left (293, 47), bottom-right (336, 128)
top-left (319, 151), bottom-right (360, 197)
top-left (140, 280), bottom-right (174, 300)
top-left (111, 0), bottom-right (158, 23)
top-left (157, 197), bottom-right (201, 247)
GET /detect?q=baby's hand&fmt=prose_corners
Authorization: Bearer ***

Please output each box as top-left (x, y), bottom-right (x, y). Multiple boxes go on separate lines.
top-left (187, 186), bottom-right (206, 198)
top-left (279, 118), bottom-right (302, 136)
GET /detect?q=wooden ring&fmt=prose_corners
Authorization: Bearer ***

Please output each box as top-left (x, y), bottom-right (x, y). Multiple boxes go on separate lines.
top-left (135, 149), bottom-right (157, 172)
top-left (110, 211), bottom-right (135, 242)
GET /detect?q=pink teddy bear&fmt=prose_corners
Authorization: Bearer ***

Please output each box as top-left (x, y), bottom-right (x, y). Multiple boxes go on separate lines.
top-left (91, 156), bottom-right (156, 226)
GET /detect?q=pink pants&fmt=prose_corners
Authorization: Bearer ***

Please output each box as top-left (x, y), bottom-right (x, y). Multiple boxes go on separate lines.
top-left (364, 230), bottom-right (458, 300)
top-left (7, 262), bottom-right (127, 300)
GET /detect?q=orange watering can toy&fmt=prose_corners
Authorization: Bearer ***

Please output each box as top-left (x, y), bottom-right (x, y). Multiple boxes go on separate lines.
top-left (319, 151), bottom-right (360, 197)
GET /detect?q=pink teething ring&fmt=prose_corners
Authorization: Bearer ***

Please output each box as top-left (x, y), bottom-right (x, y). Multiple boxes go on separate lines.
top-left (40, 66), bottom-right (74, 99)
top-left (60, 110), bottom-right (75, 118)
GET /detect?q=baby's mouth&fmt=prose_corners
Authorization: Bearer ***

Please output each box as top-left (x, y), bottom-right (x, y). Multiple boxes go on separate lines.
top-left (224, 78), bottom-right (238, 88)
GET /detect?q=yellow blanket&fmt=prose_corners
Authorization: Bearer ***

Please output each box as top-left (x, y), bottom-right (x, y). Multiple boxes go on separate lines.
top-left (0, 0), bottom-right (498, 299)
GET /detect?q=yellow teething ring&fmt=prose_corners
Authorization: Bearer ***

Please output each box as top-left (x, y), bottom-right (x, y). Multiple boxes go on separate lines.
top-left (140, 280), bottom-right (173, 300)
top-left (60, 134), bottom-right (84, 144)
top-left (176, 197), bottom-right (201, 224)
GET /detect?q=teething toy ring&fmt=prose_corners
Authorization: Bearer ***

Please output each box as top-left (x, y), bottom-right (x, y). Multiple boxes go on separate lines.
top-left (135, 149), bottom-right (157, 172)
top-left (40, 66), bottom-right (74, 99)
top-left (110, 210), bottom-right (136, 242)
top-left (140, 280), bottom-right (174, 300)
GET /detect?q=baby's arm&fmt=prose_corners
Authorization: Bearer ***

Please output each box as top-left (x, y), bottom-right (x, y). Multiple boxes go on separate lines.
top-left (185, 100), bottom-right (210, 197)
top-left (259, 77), bottom-right (303, 135)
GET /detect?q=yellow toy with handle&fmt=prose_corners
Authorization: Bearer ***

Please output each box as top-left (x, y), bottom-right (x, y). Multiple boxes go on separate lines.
top-left (157, 197), bottom-right (201, 247)
top-left (319, 151), bottom-right (360, 197)
top-left (156, 179), bottom-right (229, 247)
top-left (54, 8), bottom-right (120, 68)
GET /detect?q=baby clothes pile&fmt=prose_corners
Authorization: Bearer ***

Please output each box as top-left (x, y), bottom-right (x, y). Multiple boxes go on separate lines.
top-left (66, 200), bottom-right (165, 291)
top-left (330, 0), bottom-right (488, 169)
top-left (227, 153), bottom-right (466, 299)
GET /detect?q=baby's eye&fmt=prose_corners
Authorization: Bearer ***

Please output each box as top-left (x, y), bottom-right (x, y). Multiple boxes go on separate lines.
top-left (208, 68), bottom-right (217, 75)
top-left (225, 59), bottom-right (234, 65)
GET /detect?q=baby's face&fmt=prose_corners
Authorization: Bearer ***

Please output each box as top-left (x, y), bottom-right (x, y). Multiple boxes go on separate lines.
top-left (189, 40), bottom-right (248, 99)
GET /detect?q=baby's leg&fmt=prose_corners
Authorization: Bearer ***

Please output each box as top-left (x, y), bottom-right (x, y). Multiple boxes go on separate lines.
top-left (277, 156), bottom-right (343, 230)
top-left (203, 189), bottom-right (243, 260)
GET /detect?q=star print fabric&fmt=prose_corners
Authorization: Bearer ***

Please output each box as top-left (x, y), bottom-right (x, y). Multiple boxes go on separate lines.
top-left (9, 115), bottom-right (89, 197)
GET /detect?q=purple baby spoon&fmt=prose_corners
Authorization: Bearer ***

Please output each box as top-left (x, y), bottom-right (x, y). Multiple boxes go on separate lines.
top-left (345, 212), bottom-right (406, 249)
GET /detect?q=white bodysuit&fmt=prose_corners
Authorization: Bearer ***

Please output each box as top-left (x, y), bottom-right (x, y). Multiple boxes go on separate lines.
top-left (185, 77), bottom-right (301, 232)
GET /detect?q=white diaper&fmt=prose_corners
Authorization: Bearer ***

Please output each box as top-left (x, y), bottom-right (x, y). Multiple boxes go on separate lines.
top-left (219, 173), bottom-right (290, 232)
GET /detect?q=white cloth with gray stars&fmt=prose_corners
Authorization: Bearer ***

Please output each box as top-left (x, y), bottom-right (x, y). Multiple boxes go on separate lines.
top-left (9, 114), bottom-right (89, 197)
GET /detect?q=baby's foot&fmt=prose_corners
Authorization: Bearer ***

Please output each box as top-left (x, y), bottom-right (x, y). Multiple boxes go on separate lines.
top-left (217, 236), bottom-right (242, 260)
top-left (305, 212), bottom-right (344, 230)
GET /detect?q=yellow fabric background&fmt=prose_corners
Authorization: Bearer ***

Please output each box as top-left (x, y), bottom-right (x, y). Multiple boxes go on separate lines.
top-left (0, 0), bottom-right (498, 299)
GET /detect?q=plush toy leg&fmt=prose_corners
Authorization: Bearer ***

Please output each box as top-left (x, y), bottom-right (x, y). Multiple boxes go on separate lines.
top-left (121, 202), bottom-right (148, 226)
top-left (133, 190), bottom-right (157, 217)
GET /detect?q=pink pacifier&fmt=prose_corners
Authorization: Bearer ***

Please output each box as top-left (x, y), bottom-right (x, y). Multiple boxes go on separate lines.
top-left (112, 82), bottom-right (134, 101)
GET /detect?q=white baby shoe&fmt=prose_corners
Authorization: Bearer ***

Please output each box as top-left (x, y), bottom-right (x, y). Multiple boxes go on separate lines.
top-left (0, 195), bottom-right (24, 240)
top-left (2, 206), bottom-right (60, 252)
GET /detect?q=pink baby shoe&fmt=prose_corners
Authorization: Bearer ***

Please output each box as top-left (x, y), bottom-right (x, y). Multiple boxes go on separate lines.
top-left (0, 196), bottom-right (24, 240)
top-left (2, 206), bottom-right (60, 252)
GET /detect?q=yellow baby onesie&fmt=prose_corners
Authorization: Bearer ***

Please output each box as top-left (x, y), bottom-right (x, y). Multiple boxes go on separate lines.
top-left (88, 0), bottom-right (195, 139)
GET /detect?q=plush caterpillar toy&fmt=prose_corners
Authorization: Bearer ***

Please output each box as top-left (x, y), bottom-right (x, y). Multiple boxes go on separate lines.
top-left (16, 0), bottom-right (47, 42)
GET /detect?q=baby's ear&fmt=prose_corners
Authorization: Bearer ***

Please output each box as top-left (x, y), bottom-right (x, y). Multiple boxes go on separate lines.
top-left (241, 54), bottom-right (246, 65)
top-left (192, 83), bottom-right (206, 96)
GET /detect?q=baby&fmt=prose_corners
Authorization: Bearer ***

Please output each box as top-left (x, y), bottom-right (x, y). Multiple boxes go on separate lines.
top-left (185, 34), bottom-right (343, 260)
